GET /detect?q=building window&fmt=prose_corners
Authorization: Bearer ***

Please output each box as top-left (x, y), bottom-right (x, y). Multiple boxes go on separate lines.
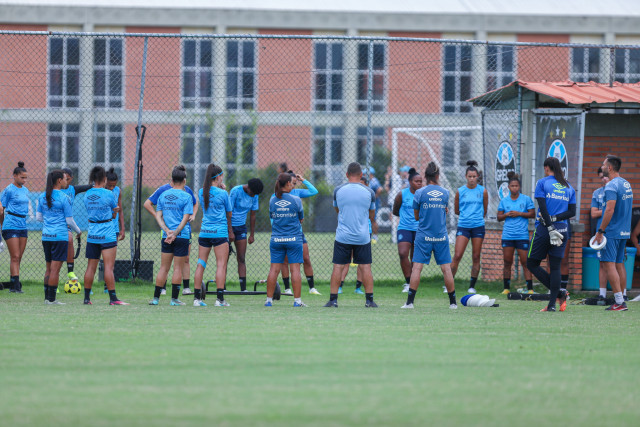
top-left (443, 45), bottom-right (473, 113)
top-left (356, 127), bottom-right (385, 165)
top-left (181, 124), bottom-right (213, 189)
top-left (94, 38), bottom-right (124, 109)
top-left (314, 42), bottom-right (343, 111)
top-left (357, 43), bottom-right (386, 112)
top-left (225, 125), bottom-right (255, 179)
top-left (571, 47), bottom-right (601, 82)
top-left (312, 127), bottom-right (342, 182)
top-left (614, 48), bottom-right (640, 83)
top-left (49, 38), bottom-right (80, 108)
top-left (47, 123), bottom-right (80, 176)
top-left (486, 45), bottom-right (516, 91)
top-left (182, 40), bottom-right (213, 109)
top-left (443, 131), bottom-right (472, 167)
top-left (93, 123), bottom-right (124, 180)
top-left (226, 41), bottom-right (256, 110)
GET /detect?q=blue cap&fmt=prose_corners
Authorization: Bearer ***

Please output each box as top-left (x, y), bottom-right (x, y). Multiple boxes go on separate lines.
top-left (399, 165), bottom-right (411, 172)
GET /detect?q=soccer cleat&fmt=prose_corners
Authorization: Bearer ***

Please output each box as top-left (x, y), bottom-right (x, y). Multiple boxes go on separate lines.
top-left (365, 300), bottom-right (378, 308)
top-left (160, 288), bottom-right (167, 296)
top-left (109, 300), bottom-right (129, 305)
top-left (264, 300), bottom-right (273, 307)
top-left (605, 303), bottom-right (628, 311)
top-left (84, 300), bottom-right (92, 305)
top-left (68, 272), bottom-right (78, 281)
top-left (309, 287), bottom-right (322, 295)
top-left (557, 290), bottom-right (568, 312)
top-left (170, 299), bottom-right (186, 306)
top-left (45, 300), bottom-right (66, 305)
top-left (623, 295), bottom-right (629, 302)
top-left (354, 287), bottom-right (365, 295)
top-left (215, 299), bottom-right (230, 307)
top-left (449, 304), bottom-right (458, 310)
top-left (193, 299), bottom-right (207, 307)
top-left (283, 288), bottom-right (293, 296)
top-left (597, 295), bottom-right (607, 306)
top-left (401, 303), bottom-right (414, 309)
top-left (501, 289), bottom-right (510, 295)
top-left (293, 301), bottom-right (307, 307)
top-left (103, 288), bottom-right (107, 294)
top-left (540, 306), bottom-right (556, 312)
top-left (324, 300), bottom-right (338, 308)
top-left (56, 287), bottom-right (60, 294)
top-left (182, 288), bottom-right (193, 295)
top-left (350, 262), bottom-right (357, 267)
top-left (338, 286), bottom-right (343, 294)
top-left (149, 298), bottom-right (159, 306)
top-left (402, 284), bottom-right (410, 293)
top-left (467, 288), bottom-right (477, 294)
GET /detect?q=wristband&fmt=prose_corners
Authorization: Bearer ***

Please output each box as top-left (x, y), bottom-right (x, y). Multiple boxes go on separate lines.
top-left (598, 228), bottom-right (606, 234)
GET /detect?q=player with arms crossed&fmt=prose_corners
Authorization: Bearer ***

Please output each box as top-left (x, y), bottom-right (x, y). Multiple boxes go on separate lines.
top-left (594, 155), bottom-right (633, 311)
top-left (402, 162), bottom-right (457, 309)
top-left (526, 157), bottom-right (576, 312)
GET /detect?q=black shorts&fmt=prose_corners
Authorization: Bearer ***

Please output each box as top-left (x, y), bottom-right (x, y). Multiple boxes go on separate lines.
top-left (332, 240), bottom-right (372, 265)
top-left (161, 238), bottom-right (190, 257)
top-left (232, 225), bottom-right (247, 241)
top-left (198, 237), bottom-right (229, 248)
top-left (42, 240), bottom-right (68, 263)
top-left (86, 241), bottom-right (117, 260)
top-left (2, 229), bottom-right (27, 240)
top-left (527, 224), bottom-right (568, 261)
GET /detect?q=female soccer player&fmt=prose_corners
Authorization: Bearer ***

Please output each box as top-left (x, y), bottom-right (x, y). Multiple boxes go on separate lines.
top-left (402, 162), bottom-right (456, 309)
top-left (497, 172), bottom-right (535, 294)
top-left (526, 157), bottom-right (576, 312)
top-left (82, 166), bottom-right (127, 305)
top-left (1, 162), bottom-right (29, 293)
top-left (193, 164), bottom-right (234, 307)
top-left (61, 168), bottom-right (92, 285)
top-left (149, 166), bottom-right (194, 306)
top-left (392, 168), bottom-right (422, 293)
top-left (229, 178), bottom-right (264, 291)
top-left (265, 173), bottom-right (306, 307)
top-left (451, 160), bottom-right (488, 293)
top-left (278, 172), bottom-right (321, 295)
top-left (37, 170), bottom-right (82, 305)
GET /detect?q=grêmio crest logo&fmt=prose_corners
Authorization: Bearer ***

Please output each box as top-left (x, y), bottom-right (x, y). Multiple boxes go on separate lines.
top-left (495, 141), bottom-right (515, 199)
top-left (548, 139), bottom-right (568, 179)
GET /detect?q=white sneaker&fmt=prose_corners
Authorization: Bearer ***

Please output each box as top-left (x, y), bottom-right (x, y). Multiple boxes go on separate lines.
top-left (402, 284), bottom-right (410, 293)
top-left (160, 288), bottom-right (167, 296)
top-left (45, 300), bottom-right (66, 305)
top-left (449, 304), bottom-right (458, 309)
top-left (401, 303), bottom-right (414, 309)
top-left (215, 299), bottom-right (230, 307)
top-left (309, 288), bottom-right (322, 295)
top-left (467, 288), bottom-right (477, 294)
top-left (283, 288), bottom-right (293, 296)
top-left (193, 299), bottom-right (207, 307)
top-left (443, 286), bottom-right (448, 293)
top-left (182, 288), bottom-right (193, 295)
top-left (631, 295), bottom-right (640, 302)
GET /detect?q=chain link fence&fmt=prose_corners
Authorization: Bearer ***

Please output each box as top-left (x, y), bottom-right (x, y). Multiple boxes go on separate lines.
top-left (1, 31), bottom-right (638, 284)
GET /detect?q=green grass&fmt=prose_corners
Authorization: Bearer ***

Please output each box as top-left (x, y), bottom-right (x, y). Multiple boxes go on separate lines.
top-left (1, 279), bottom-right (639, 426)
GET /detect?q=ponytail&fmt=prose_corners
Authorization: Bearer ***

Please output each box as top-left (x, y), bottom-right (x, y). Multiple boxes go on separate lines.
top-left (202, 163), bottom-right (223, 209)
top-left (275, 173), bottom-right (292, 199)
top-left (424, 162), bottom-right (439, 185)
top-left (89, 166), bottom-right (106, 184)
top-left (46, 170), bottom-right (64, 208)
top-left (543, 157), bottom-right (568, 187)
top-left (13, 161), bottom-right (26, 175)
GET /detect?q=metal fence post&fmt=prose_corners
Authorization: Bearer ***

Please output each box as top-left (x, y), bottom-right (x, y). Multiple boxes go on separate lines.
top-left (365, 40), bottom-right (374, 172)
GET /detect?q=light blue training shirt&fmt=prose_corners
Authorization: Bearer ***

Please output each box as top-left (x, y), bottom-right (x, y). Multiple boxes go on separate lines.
top-left (37, 190), bottom-right (73, 242)
top-left (1, 184), bottom-right (30, 230)
top-left (84, 188), bottom-right (117, 244)
top-left (498, 193), bottom-right (534, 241)
top-left (457, 184), bottom-right (485, 228)
top-left (199, 186), bottom-right (232, 239)
top-left (333, 182), bottom-right (375, 245)
top-left (156, 188), bottom-right (194, 240)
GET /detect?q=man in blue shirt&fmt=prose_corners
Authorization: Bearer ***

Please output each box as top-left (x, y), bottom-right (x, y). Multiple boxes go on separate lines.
top-left (325, 162), bottom-right (377, 308)
top-left (366, 167), bottom-right (382, 243)
top-left (594, 155), bottom-right (633, 311)
top-left (590, 167), bottom-right (610, 301)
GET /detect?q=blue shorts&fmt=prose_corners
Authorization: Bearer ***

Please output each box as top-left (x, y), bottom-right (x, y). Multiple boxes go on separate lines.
top-left (232, 225), bottom-right (247, 241)
top-left (2, 229), bottom-right (27, 240)
top-left (161, 238), bottom-right (190, 257)
top-left (332, 241), bottom-right (372, 265)
top-left (302, 232), bottom-right (308, 245)
top-left (412, 235), bottom-right (451, 265)
top-left (502, 239), bottom-right (530, 250)
top-left (86, 241), bottom-right (117, 260)
top-left (456, 226), bottom-right (485, 239)
top-left (397, 229), bottom-right (417, 244)
top-left (42, 240), bottom-right (68, 263)
top-left (198, 237), bottom-right (229, 248)
top-left (527, 224), bottom-right (568, 260)
top-left (270, 239), bottom-right (303, 264)
top-left (598, 238), bottom-right (627, 263)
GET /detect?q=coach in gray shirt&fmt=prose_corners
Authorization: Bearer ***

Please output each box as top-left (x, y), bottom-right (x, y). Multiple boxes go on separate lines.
top-left (324, 162), bottom-right (377, 308)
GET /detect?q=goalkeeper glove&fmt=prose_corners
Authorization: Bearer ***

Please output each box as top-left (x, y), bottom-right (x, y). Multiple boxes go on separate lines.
top-left (548, 225), bottom-right (564, 247)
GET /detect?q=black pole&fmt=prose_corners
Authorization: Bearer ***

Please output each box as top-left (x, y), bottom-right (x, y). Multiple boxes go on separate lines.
top-left (133, 125), bottom-right (146, 278)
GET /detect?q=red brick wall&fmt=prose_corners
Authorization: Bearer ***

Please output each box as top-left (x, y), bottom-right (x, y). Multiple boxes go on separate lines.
top-left (0, 123), bottom-right (48, 191)
top-left (256, 126), bottom-right (312, 174)
top-left (516, 34), bottom-right (570, 81)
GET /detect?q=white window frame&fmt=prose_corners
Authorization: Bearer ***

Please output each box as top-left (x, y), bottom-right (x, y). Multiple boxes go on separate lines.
top-left (93, 123), bottom-right (125, 180)
top-left (226, 40), bottom-right (257, 111)
top-left (570, 47), bottom-right (601, 82)
top-left (442, 44), bottom-right (473, 113)
top-left (356, 127), bottom-right (385, 165)
top-left (486, 45), bottom-right (517, 92)
top-left (357, 42), bottom-right (387, 112)
top-left (313, 42), bottom-right (344, 112)
top-left (48, 37), bottom-right (80, 108)
top-left (181, 39), bottom-right (214, 110)
top-left (614, 48), bottom-right (640, 83)
top-left (225, 125), bottom-right (256, 175)
top-left (312, 127), bottom-right (343, 184)
top-left (47, 123), bottom-right (80, 174)
top-left (443, 130), bottom-right (473, 167)
top-left (181, 124), bottom-right (213, 190)
top-left (93, 38), bottom-right (125, 109)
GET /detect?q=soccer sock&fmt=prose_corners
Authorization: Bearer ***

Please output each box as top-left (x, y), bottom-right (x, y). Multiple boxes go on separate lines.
top-left (469, 277), bottom-right (478, 289)
top-left (154, 286), bottom-right (163, 299)
top-left (306, 276), bottom-right (314, 290)
top-left (547, 257), bottom-right (562, 309)
top-left (44, 277), bottom-right (49, 293)
top-left (84, 288), bottom-right (91, 301)
top-left (50, 286), bottom-right (58, 301)
top-left (266, 297), bottom-right (273, 303)
top-left (239, 277), bottom-right (247, 292)
top-left (171, 284), bottom-right (180, 299)
top-left (330, 293), bottom-right (338, 302)
top-left (526, 280), bottom-right (533, 290)
top-left (561, 274), bottom-right (569, 290)
top-left (405, 276), bottom-right (411, 285)
top-left (108, 289), bottom-right (118, 302)
top-left (183, 279), bottom-right (190, 289)
top-left (448, 291), bottom-right (456, 305)
top-left (623, 288), bottom-right (627, 297)
top-left (503, 278), bottom-right (511, 290)
top-left (356, 280), bottom-right (363, 289)
top-left (283, 277), bottom-right (290, 290)
top-left (365, 293), bottom-right (374, 302)
top-left (614, 291), bottom-right (624, 305)
top-left (599, 287), bottom-right (607, 297)
top-left (10, 276), bottom-right (18, 289)
top-left (44, 285), bottom-right (49, 300)
top-left (67, 262), bottom-right (74, 273)
top-left (194, 288), bottom-right (202, 300)
top-left (340, 281), bottom-right (344, 288)
top-left (163, 281), bottom-right (167, 291)
top-left (527, 259), bottom-right (550, 290)
top-left (407, 288), bottom-right (417, 304)
top-left (294, 298), bottom-right (302, 304)
top-left (217, 289), bottom-right (224, 302)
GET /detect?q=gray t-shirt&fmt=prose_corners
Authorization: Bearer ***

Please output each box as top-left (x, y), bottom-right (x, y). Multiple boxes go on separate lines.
top-left (333, 182), bottom-right (375, 245)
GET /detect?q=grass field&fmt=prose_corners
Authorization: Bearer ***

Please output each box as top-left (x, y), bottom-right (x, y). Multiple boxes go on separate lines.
top-left (1, 279), bottom-right (639, 426)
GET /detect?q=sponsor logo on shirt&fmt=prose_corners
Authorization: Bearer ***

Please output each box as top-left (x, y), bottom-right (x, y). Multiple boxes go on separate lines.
top-left (274, 237), bottom-right (296, 242)
top-left (88, 234), bottom-right (105, 240)
top-left (275, 200), bottom-right (291, 208)
top-left (165, 194), bottom-right (178, 201)
top-left (427, 190), bottom-right (443, 198)
top-left (43, 233), bottom-right (56, 238)
top-left (87, 194), bottom-right (101, 201)
top-left (425, 236), bottom-right (447, 242)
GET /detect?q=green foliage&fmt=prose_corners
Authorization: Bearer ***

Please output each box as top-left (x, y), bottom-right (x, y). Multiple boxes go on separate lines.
top-left (120, 185), bottom-right (156, 232)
